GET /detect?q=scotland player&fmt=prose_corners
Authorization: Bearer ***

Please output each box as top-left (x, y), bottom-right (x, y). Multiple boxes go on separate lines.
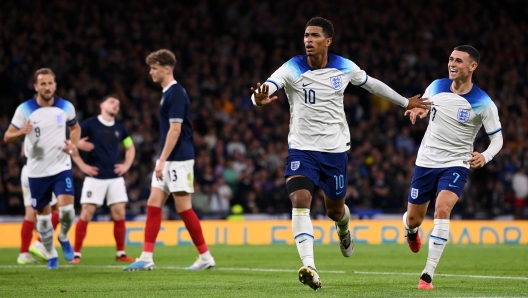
top-left (124, 49), bottom-right (215, 271)
top-left (251, 17), bottom-right (431, 290)
top-left (4, 68), bottom-right (79, 269)
top-left (403, 45), bottom-right (503, 290)
top-left (71, 95), bottom-right (136, 264)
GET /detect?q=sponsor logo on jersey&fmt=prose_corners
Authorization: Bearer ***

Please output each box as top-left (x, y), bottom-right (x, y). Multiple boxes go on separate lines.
top-left (291, 161), bottom-right (300, 171)
top-left (457, 108), bottom-right (470, 123)
top-left (330, 76), bottom-right (342, 90)
top-left (410, 188), bottom-right (419, 199)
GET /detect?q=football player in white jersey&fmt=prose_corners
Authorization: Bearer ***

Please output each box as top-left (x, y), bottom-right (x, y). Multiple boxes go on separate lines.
top-left (251, 17), bottom-right (431, 290)
top-left (4, 68), bottom-right (82, 269)
top-left (402, 45), bottom-right (503, 290)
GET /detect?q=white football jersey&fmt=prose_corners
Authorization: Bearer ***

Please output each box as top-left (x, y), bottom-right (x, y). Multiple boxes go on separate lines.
top-left (267, 54), bottom-right (367, 152)
top-left (416, 79), bottom-right (501, 169)
top-left (11, 98), bottom-right (77, 177)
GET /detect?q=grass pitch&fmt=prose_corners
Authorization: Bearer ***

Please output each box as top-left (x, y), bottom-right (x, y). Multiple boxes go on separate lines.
top-left (0, 244), bottom-right (526, 297)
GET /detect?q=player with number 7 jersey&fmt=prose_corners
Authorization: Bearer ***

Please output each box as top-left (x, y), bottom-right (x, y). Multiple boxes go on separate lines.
top-left (402, 45), bottom-right (503, 290)
top-left (250, 17), bottom-right (432, 291)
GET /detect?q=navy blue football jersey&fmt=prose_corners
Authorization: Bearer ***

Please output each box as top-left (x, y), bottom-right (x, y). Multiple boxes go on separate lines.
top-left (159, 82), bottom-right (194, 161)
top-left (80, 116), bottom-right (131, 179)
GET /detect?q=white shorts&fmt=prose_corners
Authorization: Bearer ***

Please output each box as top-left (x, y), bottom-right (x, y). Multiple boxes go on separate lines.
top-left (21, 165), bottom-right (57, 207)
top-left (80, 176), bottom-right (128, 207)
top-left (151, 160), bottom-right (195, 194)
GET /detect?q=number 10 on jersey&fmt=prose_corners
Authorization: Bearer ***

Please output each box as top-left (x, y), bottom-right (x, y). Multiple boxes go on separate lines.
top-left (304, 89), bottom-right (316, 104)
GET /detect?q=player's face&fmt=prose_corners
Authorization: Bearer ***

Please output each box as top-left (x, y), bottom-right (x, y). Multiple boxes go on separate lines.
top-left (34, 74), bottom-right (56, 102)
top-left (149, 63), bottom-right (170, 84)
top-left (448, 50), bottom-right (477, 80)
top-left (304, 26), bottom-right (332, 56)
top-left (101, 97), bottom-right (120, 117)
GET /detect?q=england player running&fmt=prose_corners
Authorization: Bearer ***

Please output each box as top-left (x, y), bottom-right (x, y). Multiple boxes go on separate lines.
top-left (19, 146), bottom-right (60, 264)
top-left (402, 45), bottom-right (502, 290)
top-left (70, 95), bottom-right (136, 264)
top-left (250, 17), bottom-right (431, 290)
top-left (4, 68), bottom-right (80, 269)
top-left (124, 49), bottom-right (215, 271)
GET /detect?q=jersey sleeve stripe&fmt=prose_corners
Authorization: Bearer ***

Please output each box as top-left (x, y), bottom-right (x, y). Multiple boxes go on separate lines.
top-left (11, 122), bottom-right (20, 129)
top-left (353, 75), bottom-right (368, 87)
top-left (266, 79), bottom-right (280, 90)
top-left (67, 118), bottom-right (77, 126)
top-left (169, 118), bottom-right (183, 123)
top-left (487, 127), bottom-right (502, 135)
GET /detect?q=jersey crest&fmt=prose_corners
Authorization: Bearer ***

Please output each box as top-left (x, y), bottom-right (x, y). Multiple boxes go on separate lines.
top-left (330, 76), bottom-right (342, 90)
top-left (410, 188), bottom-right (419, 199)
top-left (291, 161), bottom-right (300, 171)
top-left (56, 114), bottom-right (64, 124)
top-left (457, 108), bottom-right (470, 123)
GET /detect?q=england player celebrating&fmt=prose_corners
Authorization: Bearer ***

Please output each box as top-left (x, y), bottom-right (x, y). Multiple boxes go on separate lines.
top-left (403, 45), bottom-right (502, 290)
top-left (4, 68), bottom-right (80, 269)
top-left (251, 17), bottom-right (431, 290)
top-left (70, 95), bottom-right (136, 264)
top-left (124, 49), bottom-right (215, 271)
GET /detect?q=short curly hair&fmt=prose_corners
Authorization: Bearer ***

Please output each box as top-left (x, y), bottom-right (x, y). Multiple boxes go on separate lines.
top-left (306, 17), bottom-right (334, 38)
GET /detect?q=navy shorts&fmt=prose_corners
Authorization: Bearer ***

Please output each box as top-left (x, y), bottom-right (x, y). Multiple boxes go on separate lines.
top-left (28, 170), bottom-right (74, 210)
top-left (284, 149), bottom-right (348, 200)
top-left (408, 166), bottom-right (469, 204)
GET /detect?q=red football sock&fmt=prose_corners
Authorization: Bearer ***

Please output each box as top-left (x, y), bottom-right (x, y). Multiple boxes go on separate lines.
top-left (114, 220), bottom-right (126, 252)
top-left (144, 206), bottom-right (162, 253)
top-left (20, 220), bottom-right (35, 253)
top-left (179, 209), bottom-right (208, 254)
top-left (36, 212), bottom-right (59, 242)
top-left (74, 219), bottom-right (88, 253)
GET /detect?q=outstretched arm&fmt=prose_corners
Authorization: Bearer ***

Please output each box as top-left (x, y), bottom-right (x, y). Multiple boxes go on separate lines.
top-left (361, 77), bottom-right (432, 110)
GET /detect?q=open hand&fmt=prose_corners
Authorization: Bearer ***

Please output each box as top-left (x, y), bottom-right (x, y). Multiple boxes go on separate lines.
top-left (406, 94), bottom-right (433, 110)
top-left (114, 163), bottom-right (130, 176)
top-left (250, 83), bottom-right (278, 106)
top-left (155, 160), bottom-right (165, 181)
top-left (78, 137), bottom-right (95, 151)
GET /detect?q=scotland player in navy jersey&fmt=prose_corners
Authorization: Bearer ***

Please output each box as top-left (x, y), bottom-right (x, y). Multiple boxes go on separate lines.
top-left (4, 68), bottom-right (80, 269)
top-left (403, 46), bottom-right (502, 290)
top-left (124, 49), bottom-right (215, 271)
top-left (251, 17), bottom-right (431, 290)
top-left (70, 95), bottom-right (136, 264)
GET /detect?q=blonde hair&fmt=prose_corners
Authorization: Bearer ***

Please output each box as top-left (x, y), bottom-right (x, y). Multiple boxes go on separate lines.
top-left (145, 49), bottom-right (176, 68)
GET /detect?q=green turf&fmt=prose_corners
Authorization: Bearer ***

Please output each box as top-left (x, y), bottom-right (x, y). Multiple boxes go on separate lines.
top-left (0, 244), bottom-right (526, 297)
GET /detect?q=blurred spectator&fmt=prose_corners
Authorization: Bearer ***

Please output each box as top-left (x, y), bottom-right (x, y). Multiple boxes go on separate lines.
top-left (511, 167), bottom-right (528, 219)
top-left (0, 0), bottom-right (527, 219)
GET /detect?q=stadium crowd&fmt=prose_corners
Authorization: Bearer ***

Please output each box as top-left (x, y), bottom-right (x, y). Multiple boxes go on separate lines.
top-left (0, 0), bottom-right (527, 219)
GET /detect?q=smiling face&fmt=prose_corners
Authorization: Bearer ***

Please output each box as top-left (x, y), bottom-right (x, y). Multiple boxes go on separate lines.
top-left (304, 26), bottom-right (332, 56)
top-left (448, 50), bottom-right (478, 81)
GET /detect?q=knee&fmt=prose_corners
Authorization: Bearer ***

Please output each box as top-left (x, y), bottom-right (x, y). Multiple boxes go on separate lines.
top-left (112, 210), bottom-right (126, 221)
top-left (289, 191), bottom-right (311, 208)
top-left (326, 207), bottom-right (343, 222)
top-left (434, 205), bottom-right (451, 219)
top-left (80, 206), bottom-right (95, 222)
top-left (407, 213), bottom-right (423, 228)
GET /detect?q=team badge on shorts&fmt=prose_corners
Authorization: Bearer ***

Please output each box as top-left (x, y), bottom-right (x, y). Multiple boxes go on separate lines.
top-left (87, 191), bottom-right (92, 198)
top-left (291, 161), bottom-right (300, 171)
top-left (457, 108), bottom-right (470, 123)
top-left (410, 188), bottom-right (419, 199)
top-left (330, 76), bottom-right (342, 90)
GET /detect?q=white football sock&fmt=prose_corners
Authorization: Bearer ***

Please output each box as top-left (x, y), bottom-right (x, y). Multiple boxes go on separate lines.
top-left (58, 204), bottom-right (75, 242)
top-left (403, 211), bottom-right (418, 234)
top-left (292, 208), bottom-right (315, 269)
top-left (199, 250), bottom-right (213, 262)
top-left (336, 205), bottom-right (350, 236)
top-left (139, 252), bottom-right (153, 261)
top-left (36, 214), bottom-right (58, 259)
top-left (423, 219), bottom-right (450, 279)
